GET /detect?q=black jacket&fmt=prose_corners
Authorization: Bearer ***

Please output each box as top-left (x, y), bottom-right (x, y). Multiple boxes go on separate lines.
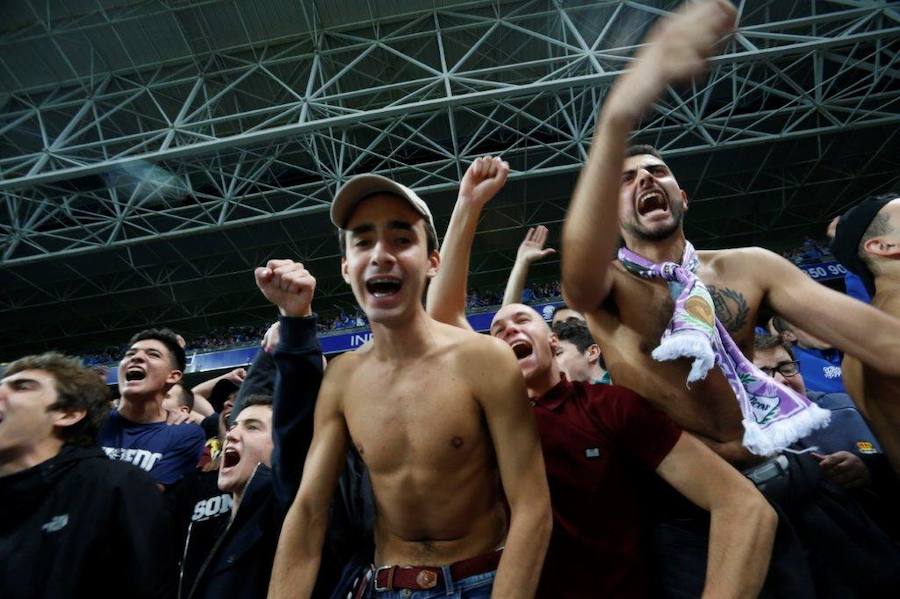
top-left (0, 445), bottom-right (176, 599)
top-left (180, 315), bottom-right (323, 599)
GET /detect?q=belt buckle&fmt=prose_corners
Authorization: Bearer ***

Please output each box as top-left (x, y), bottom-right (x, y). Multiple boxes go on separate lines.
top-left (373, 566), bottom-right (394, 592)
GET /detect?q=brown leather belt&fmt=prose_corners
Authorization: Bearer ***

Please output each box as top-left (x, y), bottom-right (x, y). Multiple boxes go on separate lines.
top-left (356, 549), bottom-right (502, 596)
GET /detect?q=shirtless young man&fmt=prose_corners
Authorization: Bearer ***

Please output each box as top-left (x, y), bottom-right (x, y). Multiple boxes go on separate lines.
top-left (832, 192), bottom-right (900, 476)
top-left (268, 175), bottom-right (551, 598)
top-left (561, 0), bottom-right (900, 467)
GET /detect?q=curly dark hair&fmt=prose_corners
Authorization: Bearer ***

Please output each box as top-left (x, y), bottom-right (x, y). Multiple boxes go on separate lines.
top-left (4, 352), bottom-right (111, 447)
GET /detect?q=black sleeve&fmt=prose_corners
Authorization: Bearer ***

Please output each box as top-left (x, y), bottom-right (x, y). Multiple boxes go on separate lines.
top-left (271, 314), bottom-right (324, 510)
top-left (229, 344), bottom-right (278, 425)
top-left (112, 468), bottom-right (179, 599)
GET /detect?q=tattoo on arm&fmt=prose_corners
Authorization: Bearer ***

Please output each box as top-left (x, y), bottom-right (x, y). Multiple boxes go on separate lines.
top-left (708, 285), bottom-right (749, 333)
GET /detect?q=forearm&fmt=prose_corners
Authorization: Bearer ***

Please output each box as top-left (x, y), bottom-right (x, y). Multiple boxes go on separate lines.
top-left (191, 395), bottom-right (214, 416)
top-left (268, 502), bottom-right (327, 599)
top-left (426, 200), bottom-right (482, 325)
top-left (190, 373), bottom-right (228, 401)
top-left (561, 108), bottom-right (632, 311)
top-left (271, 315), bottom-right (324, 505)
top-left (490, 498), bottom-right (552, 598)
top-left (502, 259), bottom-right (531, 306)
top-left (703, 497), bottom-right (776, 598)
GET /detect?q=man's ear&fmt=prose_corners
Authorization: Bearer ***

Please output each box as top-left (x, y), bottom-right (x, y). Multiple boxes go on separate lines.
top-left (585, 344), bottom-right (602, 365)
top-left (781, 330), bottom-right (798, 344)
top-left (341, 256), bottom-right (351, 285)
top-left (166, 369), bottom-right (183, 385)
top-left (680, 189), bottom-right (688, 212)
top-left (549, 332), bottom-right (560, 353)
top-left (52, 408), bottom-right (87, 430)
top-left (425, 249), bottom-right (441, 279)
top-left (863, 237), bottom-right (900, 259)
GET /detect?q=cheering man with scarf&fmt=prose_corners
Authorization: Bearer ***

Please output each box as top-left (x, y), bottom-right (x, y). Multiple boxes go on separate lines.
top-left (562, 0), bottom-right (900, 595)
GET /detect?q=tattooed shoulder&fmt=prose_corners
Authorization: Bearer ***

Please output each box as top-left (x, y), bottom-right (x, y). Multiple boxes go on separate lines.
top-left (707, 285), bottom-right (749, 333)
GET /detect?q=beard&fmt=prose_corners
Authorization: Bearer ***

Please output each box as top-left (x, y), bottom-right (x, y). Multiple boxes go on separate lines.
top-left (622, 202), bottom-right (685, 242)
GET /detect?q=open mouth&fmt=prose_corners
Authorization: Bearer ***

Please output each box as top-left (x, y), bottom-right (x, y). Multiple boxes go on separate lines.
top-left (124, 368), bottom-right (146, 381)
top-left (365, 276), bottom-right (402, 298)
top-left (637, 190), bottom-right (668, 216)
top-left (222, 447), bottom-right (240, 469)
top-left (509, 340), bottom-right (534, 360)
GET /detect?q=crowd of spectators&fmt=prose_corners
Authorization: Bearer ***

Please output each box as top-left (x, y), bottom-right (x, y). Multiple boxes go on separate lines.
top-left (72, 243), bottom-right (836, 367)
top-left (4, 5), bottom-right (899, 597)
top-left (77, 281), bottom-right (564, 365)
top-left (781, 237), bottom-right (833, 266)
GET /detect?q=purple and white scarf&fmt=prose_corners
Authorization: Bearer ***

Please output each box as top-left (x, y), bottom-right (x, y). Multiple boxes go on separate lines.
top-left (618, 242), bottom-right (830, 456)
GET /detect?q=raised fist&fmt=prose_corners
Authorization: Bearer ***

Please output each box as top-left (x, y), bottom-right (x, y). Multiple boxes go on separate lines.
top-left (459, 155), bottom-right (510, 209)
top-left (517, 226), bottom-right (556, 265)
top-left (226, 368), bottom-right (247, 385)
top-left (608, 0), bottom-right (736, 121)
top-left (255, 260), bottom-right (316, 318)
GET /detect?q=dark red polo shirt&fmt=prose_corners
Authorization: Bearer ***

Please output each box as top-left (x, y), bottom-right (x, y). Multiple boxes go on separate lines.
top-left (533, 376), bottom-right (682, 599)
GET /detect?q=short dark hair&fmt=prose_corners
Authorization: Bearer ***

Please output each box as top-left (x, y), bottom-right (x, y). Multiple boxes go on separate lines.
top-left (858, 196), bottom-right (897, 269)
top-left (127, 328), bottom-right (186, 371)
top-left (626, 144), bottom-right (663, 160)
top-left (553, 319), bottom-right (606, 369)
top-left (4, 353), bottom-right (111, 447)
top-left (336, 192), bottom-right (438, 257)
top-left (233, 394), bottom-right (273, 420)
top-left (171, 382), bottom-right (194, 411)
top-left (754, 334), bottom-right (795, 360)
top-left (552, 319), bottom-right (597, 353)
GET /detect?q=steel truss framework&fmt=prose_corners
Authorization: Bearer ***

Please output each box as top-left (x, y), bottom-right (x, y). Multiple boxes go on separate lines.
top-left (1, 0), bottom-right (900, 357)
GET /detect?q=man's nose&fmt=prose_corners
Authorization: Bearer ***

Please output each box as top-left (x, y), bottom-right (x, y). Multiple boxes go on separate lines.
top-left (636, 167), bottom-right (655, 188)
top-left (370, 239), bottom-right (395, 266)
top-left (224, 428), bottom-right (240, 445)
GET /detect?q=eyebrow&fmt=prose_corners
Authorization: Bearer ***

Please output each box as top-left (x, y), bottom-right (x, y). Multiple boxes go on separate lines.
top-left (491, 311), bottom-right (530, 330)
top-left (349, 223), bottom-right (375, 236)
top-left (622, 161), bottom-right (667, 175)
top-left (1, 376), bottom-right (40, 386)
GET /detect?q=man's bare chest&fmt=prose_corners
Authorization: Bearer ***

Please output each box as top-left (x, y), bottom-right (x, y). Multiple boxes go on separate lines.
top-left (342, 364), bottom-right (487, 474)
top-left (612, 266), bottom-right (759, 350)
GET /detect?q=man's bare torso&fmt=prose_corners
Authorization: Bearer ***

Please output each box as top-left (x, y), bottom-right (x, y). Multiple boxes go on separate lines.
top-left (843, 292), bottom-right (900, 476)
top-left (587, 247), bottom-right (765, 452)
top-left (336, 322), bottom-right (507, 566)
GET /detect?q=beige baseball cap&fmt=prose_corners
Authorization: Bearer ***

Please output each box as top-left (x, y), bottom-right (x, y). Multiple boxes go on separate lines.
top-left (330, 174), bottom-right (439, 249)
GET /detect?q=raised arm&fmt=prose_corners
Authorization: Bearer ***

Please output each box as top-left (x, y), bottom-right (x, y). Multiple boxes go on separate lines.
top-left (756, 248), bottom-right (900, 376)
top-left (191, 368), bottom-right (246, 415)
top-left (254, 259), bottom-right (325, 506)
top-left (471, 337), bottom-right (552, 597)
top-left (502, 226), bottom-right (556, 306)
top-left (562, 0), bottom-right (736, 311)
top-left (267, 365), bottom-right (350, 599)
top-left (426, 156), bottom-right (509, 329)
top-left (656, 433), bottom-right (777, 598)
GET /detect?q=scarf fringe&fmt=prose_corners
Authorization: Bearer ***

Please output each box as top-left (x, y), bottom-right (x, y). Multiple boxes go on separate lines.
top-left (741, 403), bottom-right (832, 456)
top-left (651, 330), bottom-right (716, 383)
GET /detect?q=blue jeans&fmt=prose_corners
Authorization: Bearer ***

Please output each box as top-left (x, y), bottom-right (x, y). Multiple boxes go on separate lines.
top-left (363, 568), bottom-right (495, 599)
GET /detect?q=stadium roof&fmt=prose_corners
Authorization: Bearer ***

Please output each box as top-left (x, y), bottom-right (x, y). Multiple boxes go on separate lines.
top-left (1, 0), bottom-right (899, 359)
